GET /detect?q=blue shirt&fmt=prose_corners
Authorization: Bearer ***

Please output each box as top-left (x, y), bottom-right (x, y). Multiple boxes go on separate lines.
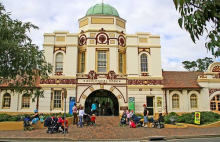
top-left (91, 103), bottom-right (97, 110)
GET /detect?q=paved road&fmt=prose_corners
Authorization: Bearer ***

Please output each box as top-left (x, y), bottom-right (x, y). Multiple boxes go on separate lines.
top-left (167, 137), bottom-right (220, 142)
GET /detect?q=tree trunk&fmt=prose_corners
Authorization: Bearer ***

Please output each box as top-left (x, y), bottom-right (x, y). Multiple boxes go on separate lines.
top-left (36, 95), bottom-right (39, 110)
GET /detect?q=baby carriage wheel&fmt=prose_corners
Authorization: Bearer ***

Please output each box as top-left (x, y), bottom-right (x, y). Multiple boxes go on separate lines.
top-left (28, 127), bottom-right (32, 131)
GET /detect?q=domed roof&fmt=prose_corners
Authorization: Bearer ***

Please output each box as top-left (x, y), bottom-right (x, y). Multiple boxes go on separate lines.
top-left (86, 3), bottom-right (119, 17)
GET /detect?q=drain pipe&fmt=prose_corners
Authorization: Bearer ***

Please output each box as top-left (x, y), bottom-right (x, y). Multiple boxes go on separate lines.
top-left (164, 89), bottom-right (168, 116)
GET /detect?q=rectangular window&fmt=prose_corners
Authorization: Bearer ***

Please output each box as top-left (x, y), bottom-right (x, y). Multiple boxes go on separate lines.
top-left (81, 52), bottom-right (85, 72)
top-left (119, 53), bottom-right (123, 73)
top-left (22, 97), bottom-right (30, 108)
top-left (3, 97), bottom-right (11, 108)
top-left (97, 51), bottom-right (107, 72)
top-left (54, 91), bottom-right (62, 108)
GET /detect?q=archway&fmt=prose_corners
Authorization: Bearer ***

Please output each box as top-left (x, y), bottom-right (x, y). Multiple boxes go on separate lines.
top-left (84, 89), bottom-right (119, 116)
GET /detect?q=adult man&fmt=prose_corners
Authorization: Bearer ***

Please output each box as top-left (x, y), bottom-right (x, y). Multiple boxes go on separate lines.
top-left (143, 104), bottom-right (149, 127)
top-left (91, 102), bottom-right (97, 115)
top-left (72, 103), bottom-right (78, 124)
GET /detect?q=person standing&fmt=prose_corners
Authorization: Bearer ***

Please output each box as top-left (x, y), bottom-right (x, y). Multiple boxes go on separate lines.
top-left (77, 106), bottom-right (85, 128)
top-left (143, 104), bottom-right (149, 127)
top-left (91, 102), bottom-right (97, 115)
top-left (72, 103), bottom-right (78, 124)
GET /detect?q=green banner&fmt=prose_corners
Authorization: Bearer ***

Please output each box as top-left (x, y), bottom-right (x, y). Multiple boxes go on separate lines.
top-left (128, 97), bottom-right (135, 114)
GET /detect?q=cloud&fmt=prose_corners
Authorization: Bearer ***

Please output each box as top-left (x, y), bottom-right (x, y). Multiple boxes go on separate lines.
top-left (1, 0), bottom-right (219, 71)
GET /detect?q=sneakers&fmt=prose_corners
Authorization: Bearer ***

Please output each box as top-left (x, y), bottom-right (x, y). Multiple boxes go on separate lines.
top-left (144, 125), bottom-right (148, 127)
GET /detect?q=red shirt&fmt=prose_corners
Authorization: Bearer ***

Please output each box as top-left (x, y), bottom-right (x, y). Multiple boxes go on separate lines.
top-left (62, 119), bottom-right (68, 127)
top-left (130, 121), bottom-right (136, 128)
top-left (91, 116), bottom-right (96, 122)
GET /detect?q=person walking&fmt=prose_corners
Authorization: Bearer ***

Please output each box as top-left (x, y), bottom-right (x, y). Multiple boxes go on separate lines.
top-left (91, 102), bottom-right (97, 115)
top-left (143, 104), bottom-right (149, 127)
top-left (72, 103), bottom-right (78, 124)
top-left (77, 106), bottom-right (85, 128)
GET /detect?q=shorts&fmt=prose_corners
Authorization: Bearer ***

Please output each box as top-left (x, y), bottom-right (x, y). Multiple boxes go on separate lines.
top-left (32, 118), bottom-right (39, 124)
top-left (144, 116), bottom-right (148, 123)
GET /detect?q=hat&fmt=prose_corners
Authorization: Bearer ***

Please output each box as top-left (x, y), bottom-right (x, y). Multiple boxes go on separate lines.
top-left (34, 109), bottom-right (38, 113)
top-left (143, 104), bottom-right (146, 106)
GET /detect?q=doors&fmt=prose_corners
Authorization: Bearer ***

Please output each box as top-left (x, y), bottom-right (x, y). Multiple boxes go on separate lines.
top-left (146, 97), bottom-right (154, 115)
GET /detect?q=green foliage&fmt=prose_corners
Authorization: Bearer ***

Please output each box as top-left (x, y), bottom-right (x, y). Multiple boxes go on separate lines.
top-left (164, 111), bottom-right (220, 125)
top-left (173, 0), bottom-right (220, 57)
top-left (182, 57), bottom-right (214, 71)
top-left (0, 3), bottom-right (53, 93)
top-left (0, 113), bottom-right (73, 122)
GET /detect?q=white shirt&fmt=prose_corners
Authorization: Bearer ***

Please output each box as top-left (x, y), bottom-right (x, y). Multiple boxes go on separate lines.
top-left (79, 110), bottom-right (85, 116)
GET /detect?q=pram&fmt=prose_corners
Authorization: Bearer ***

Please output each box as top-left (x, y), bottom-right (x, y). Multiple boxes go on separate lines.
top-left (23, 116), bottom-right (34, 131)
top-left (119, 113), bottom-right (127, 126)
top-left (131, 114), bottom-right (142, 127)
top-left (44, 117), bottom-right (60, 134)
top-left (152, 113), bottom-right (164, 129)
top-left (83, 114), bottom-right (93, 126)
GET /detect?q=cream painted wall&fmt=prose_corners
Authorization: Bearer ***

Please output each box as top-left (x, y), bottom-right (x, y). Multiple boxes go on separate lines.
top-left (150, 48), bottom-right (162, 77)
top-left (86, 47), bottom-right (96, 73)
top-left (109, 47), bottom-right (118, 73)
top-left (126, 47), bottom-right (139, 76)
top-left (65, 46), bottom-right (78, 76)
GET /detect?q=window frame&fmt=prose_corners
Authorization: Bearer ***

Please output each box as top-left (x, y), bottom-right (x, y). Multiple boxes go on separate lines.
top-left (118, 50), bottom-right (126, 74)
top-left (172, 94), bottom-right (180, 109)
top-left (55, 52), bottom-right (63, 72)
top-left (78, 50), bottom-right (86, 73)
top-left (2, 93), bottom-right (11, 109)
top-left (140, 53), bottom-right (148, 73)
top-left (22, 94), bottom-right (30, 109)
top-left (53, 90), bottom-right (62, 109)
top-left (190, 94), bottom-right (198, 109)
top-left (96, 48), bottom-right (109, 73)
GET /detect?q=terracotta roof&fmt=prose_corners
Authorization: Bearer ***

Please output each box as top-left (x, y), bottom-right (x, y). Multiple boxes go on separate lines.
top-left (162, 71), bottom-right (204, 89)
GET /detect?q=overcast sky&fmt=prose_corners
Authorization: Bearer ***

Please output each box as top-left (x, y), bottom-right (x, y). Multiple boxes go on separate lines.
top-left (1, 0), bottom-right (219, 71)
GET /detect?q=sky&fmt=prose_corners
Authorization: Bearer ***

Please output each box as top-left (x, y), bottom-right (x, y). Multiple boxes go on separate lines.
top-left (1, 0), bottom-right (219, 71)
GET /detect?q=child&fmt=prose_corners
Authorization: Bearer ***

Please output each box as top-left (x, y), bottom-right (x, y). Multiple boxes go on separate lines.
top-left (39, 113), bottom-right (45, 123)
top-left (57, 115), bottom-right (63, 131)
top-left (130, 110), bottom-right (134, 117)
top-left (61, 117), bottom-right (68, 133)
top-left (91, 114), bottom-right (96, 126)
top-left (127, 109), bottom-right (131, 124)
top-left (129, 119), bottom-right (136, 128)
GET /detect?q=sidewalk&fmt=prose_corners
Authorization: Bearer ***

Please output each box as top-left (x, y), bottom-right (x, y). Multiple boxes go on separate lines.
top-left (0, 117), bottom-right (220, 141)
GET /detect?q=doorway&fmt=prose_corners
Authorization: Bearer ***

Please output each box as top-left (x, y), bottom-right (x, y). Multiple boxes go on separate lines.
top-left (84, 90), bottom-right (119, 116)
top-left (146, 97), bottom-right (154, 115)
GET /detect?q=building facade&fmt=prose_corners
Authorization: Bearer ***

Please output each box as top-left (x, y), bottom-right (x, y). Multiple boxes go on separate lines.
top-left (1, 3), bottom-right (220, 116)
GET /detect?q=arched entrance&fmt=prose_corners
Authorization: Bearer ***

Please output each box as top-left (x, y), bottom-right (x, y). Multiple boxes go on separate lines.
top-left (210, 94), bottom-right (220, 111)
top-left (84, 90), bottom-right (119, 116)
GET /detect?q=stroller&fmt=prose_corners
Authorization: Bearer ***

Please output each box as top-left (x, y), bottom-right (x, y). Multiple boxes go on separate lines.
top-left (23, 116), bottom-right (34, 131)
top-left (83, 114), bottom-right (92, 126)
top-left (152, 113), bottom-right (164, 129)
top-left (119, 113), bottom-right (127, 126)
top-left (131, 114), bottom-right (142, 127)
top-left (44, 117), bottom-right (60, 134)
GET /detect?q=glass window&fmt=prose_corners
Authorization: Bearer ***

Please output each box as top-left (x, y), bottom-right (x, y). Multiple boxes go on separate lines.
top-left (54, 91), bottom-right (62, 108)
top-left (141, 54), bottom-right (148, 72)
top-left (3, 93), bottom-right (11, 108)
top-left (22, 94), bottom-right (30, 108)
top-left (172, 94), bottom-right (179, 109)
top-left (98, 51), bottom-right (107, 72)
top-left (81, 52), bottom-right (85, 72)
top-left (56, 53), bottom-right (63, 71)
top-left (119, 53), bottom-right (123, 73)
top-left (190, 94), bottom-right (197, 108)
top-left (210, 102), bottom-right (216, 110)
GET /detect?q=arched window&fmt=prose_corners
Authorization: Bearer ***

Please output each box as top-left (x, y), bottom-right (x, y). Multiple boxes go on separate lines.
top-left (3, 93), bottom-right (11, 108)
top-left (172, 94), bottom-right (179, 109)
top-left (141, 54), bottom-right (148, 72)
top-left (55, 53), bottom-right (63, 71)
top-left (190, 94), bottom-right (197, 108)
top-left (22, 94), bottom-right (30, 108)
top-left (210, 94), bottom-right (220, 111)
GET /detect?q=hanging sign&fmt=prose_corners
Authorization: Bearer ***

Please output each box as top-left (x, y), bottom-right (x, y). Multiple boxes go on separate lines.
top-left (194, 112), bottom-right (200, 125)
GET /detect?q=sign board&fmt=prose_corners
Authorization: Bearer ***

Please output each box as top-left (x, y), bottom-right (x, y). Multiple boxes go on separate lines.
top-left (69, 97), bottom-right (75, 115)
top-left (194, 112), bottom-right (201, 125)
top-left (157, 97), bottom-right (162, 107)
top-left (120, 106), bottom-right (128, 110)
top-left (77, 79), bottom-right (126, 84)
top-left (128, 97), bottom-right (135, 113)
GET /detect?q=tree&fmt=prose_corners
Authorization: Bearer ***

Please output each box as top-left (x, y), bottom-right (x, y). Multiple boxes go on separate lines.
top-left (182, 57), bottom-right (214, 71)
top-left (173, 0), bottom-right (220, 56)
top-left (0, 4), bottom-right (53, 102)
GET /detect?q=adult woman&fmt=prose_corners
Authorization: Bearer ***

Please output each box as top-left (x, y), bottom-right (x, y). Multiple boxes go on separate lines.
top-left (30, 109), bottom-right (39, 124)
top-left (77, 106), bottom-right (85, 128)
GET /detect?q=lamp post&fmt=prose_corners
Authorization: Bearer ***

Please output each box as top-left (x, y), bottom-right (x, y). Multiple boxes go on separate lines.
top-left (64, 88), bottom-right (67, 134)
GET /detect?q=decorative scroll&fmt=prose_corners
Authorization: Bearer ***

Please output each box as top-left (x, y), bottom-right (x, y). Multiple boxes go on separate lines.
top-left (54, 72), bottom-right (63, 76)
top-left (213, 73), bottom-right (220, 79)
top-left (138, 48), bottom-right (150, 54)
top-left (96, 32), bottom-right (109, 44)
top-left (141, 73), bottom-right (149, 76)
top-left (212, 65), bottom-right (220, 72)
top-left (40, 79), bottom-right (76, 84)
top-left (79, 34), bottom-right (87, 46)
top-left (106, 71), bottom-right (117, 79)
top-left (87, 70), bottom-right (98, 79)
top-left (118, 35), bottom-right (126, 47)
top-left (199, 75), bottom-right (207, 79)
top-left (54, 47), bottom-right (66, 53)
top-left (127, 79), bottom-right (163, 85)
top-left (209, 89), bottom-right (220, 96)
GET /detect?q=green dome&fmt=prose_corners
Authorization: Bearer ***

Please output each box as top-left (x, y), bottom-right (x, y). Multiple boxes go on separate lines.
top-left (86, 3), bottom-right (119, 17)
